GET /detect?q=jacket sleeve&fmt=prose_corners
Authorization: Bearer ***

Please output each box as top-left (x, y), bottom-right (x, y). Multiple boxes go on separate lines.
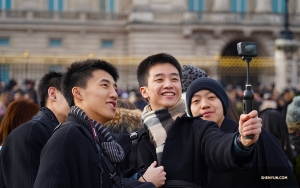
top-left (193, 118), bottom-right (255, 173)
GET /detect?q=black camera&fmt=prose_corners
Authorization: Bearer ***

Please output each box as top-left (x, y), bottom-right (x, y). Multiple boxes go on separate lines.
top-left (237, 42), bottom-right (258, 57)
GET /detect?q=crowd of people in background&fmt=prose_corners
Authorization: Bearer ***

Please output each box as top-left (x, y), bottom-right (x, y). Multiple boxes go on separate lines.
top-left (0, 55), bottom-right (299, 187)
top-left (0, 77), bottom-right (299, 121)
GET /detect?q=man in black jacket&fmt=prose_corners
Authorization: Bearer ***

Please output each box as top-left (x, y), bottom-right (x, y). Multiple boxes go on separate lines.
top-left (33, 59), bottom-right (163, 188)
top-left (0, 71), bottom-right (70, 188)
top-left (186, 77), bottom-right (298, 187)
top-left (130, 53), bottom-right (262, 187)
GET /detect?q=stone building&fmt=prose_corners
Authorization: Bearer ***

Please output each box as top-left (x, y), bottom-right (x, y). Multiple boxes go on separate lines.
top-left (0, 0), bottom-right (299, 91)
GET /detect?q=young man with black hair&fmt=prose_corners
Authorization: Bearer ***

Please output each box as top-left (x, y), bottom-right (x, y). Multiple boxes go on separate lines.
top-left (128, 53), bottom-right (262, 187)
top-left (0, 71), bottom-right (70, 188)
top-left (33, 59), bottom-right (164, 188)
top-left (186, 77), bottom-right (298, 187)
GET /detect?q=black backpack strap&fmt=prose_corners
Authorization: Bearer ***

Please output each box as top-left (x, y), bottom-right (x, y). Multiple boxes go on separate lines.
top-left (95, 142), bottom-right (125, 188)
top-left (136, 148), bottom-right (146, 171)
top-left (129, 130), bottom-right (147, 171)
top-left (129, 131), bottom-right (138, 169)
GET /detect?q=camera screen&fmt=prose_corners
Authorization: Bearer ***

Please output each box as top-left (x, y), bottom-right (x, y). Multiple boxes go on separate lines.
top-left (244, 43), bottom-right (257, 55)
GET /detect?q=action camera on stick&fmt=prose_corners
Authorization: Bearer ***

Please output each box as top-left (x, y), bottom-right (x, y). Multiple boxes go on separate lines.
top-left (237, 42), bottom-right (258, 140)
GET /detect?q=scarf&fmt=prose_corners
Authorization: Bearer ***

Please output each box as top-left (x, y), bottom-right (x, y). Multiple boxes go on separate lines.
top-left (69, 106), bottom-right (125, 163)
top-left (142, 99), bottom-right (186, 165)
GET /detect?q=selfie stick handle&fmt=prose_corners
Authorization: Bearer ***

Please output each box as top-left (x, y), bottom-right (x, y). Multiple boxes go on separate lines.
top-left (242, 56), bottom-right (254, 139)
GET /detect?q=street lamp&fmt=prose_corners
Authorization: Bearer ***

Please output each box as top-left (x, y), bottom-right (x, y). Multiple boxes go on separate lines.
top-left (275, 0), bottom-right (298, 59)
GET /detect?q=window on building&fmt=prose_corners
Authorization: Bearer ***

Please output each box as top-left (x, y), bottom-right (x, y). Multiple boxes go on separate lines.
top-left (0, 37), bottom-right (9, 46)
top-left (272, 0), bottom-right (286, 13)
top-left (188, 0), bottom-right (205, 11)
top-left (100, 0), bottom-right (115, 12)
top-left (0, 64), bottom-right (9, 85)
top-left (49, 38), bottom-right (62, 47)
top-left (48, 0), bottom-right (64, 11)
top-left (48, 65), bottom-right (63, 72)
top-left (101, 40), bottom-right (113, 48)
top-left (0, 0), bottom-right (11, 10)
top-left (231, 0), bottom-right (247, 12)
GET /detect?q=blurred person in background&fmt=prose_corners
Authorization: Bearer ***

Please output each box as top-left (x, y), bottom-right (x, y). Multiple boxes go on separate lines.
top-left (259, 93), bottom-right (278, 112)
top-left (117, 98), bottom-right (138, 110)
top-left (279, 88), bottom-right (295, 121)
top-left (105, 99), bottom-right (143, 134)
top-left (13, 88), bottom-right (24, 101)
top-left (0, 71), bottom-right (70, 188)
top-left (0, 99), bottom-right (39, 149)
top-left (24, 79), bottom-right (38, 105)
top-left (6, 79), bottom-right (20, 104)
top-left (133, 93), bottom-right (148, 110)
top-left (259, 108), bottom-right (295, 171)
top-left (286, 96), bottom-right (300, 184)
top-left (0, 89), bottom-right (9, 121)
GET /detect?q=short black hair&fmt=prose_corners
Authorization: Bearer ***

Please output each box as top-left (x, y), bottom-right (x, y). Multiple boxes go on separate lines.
top-left (37, 71), bottom-right (63, 107)
top-left (62, 59), bottom-right (119, 107)
top-left (136, 53), bottom-right (182, 87)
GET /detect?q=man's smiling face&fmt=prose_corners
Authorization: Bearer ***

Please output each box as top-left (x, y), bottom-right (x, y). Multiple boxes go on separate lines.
top-left (140, 63), bottom-right (182, 111)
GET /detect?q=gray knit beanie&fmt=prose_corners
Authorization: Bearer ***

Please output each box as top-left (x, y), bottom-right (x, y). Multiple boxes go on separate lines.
top-left (181, 65), bottom-right (207, 93)
top-left (286, 96), bottom-right (300, 132)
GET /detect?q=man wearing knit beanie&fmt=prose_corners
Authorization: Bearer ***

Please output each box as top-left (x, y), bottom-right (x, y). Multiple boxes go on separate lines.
top-left (186, 77), bottom-right (228, 126)
top-left (185, 77), bottom-right (298, 187)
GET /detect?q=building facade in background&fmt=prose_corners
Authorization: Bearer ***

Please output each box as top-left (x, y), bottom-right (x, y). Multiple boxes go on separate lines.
top-left (0, 0), bottom-right (299, 91)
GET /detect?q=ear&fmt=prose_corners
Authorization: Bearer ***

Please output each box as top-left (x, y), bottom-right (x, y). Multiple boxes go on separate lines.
top-left (72, 87), bottom-right (83, 101)
top-left (140, 86), bottom-right (149, 99)
top-left (48, 87), bottom-right (57, 101)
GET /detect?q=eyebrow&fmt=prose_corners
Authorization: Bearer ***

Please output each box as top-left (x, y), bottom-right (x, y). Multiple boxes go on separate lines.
top-left (153, 72), bottom-right (180, 77)
top-left (193, 90), bottom-right (214, 98)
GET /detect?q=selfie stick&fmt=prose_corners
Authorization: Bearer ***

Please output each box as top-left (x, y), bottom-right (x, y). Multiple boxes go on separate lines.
top-left (242, 56), bottom-right (254, 139)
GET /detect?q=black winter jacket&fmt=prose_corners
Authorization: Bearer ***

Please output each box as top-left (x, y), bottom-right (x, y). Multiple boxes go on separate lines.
top-left (209, 117), bottom-right (298, 188)
top-left (0, 107), bottom-right (59, 188)
top-left (124, 115), bottom-right (256, 188)
top-left (33, 114), bottom-right (155, 188)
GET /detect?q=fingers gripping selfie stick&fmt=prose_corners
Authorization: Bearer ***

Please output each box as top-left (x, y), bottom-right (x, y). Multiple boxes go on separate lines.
top-left (237, 42), bottom-right (258, 139)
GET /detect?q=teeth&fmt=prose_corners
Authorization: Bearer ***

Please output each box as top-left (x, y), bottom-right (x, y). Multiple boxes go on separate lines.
top-left (163, 93), bottom-right (174, 96)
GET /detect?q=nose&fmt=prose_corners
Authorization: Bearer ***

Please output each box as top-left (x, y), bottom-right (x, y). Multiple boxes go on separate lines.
top-left (163, 79), bottom-right (173, 88)
top-left (110, 89), bottom-right (118, 100)
top-left (201, 99), bottom-right (210, 109)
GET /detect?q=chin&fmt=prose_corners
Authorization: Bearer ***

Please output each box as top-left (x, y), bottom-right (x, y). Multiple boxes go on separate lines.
top-left (165, 102), bottom-right (178, 108)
